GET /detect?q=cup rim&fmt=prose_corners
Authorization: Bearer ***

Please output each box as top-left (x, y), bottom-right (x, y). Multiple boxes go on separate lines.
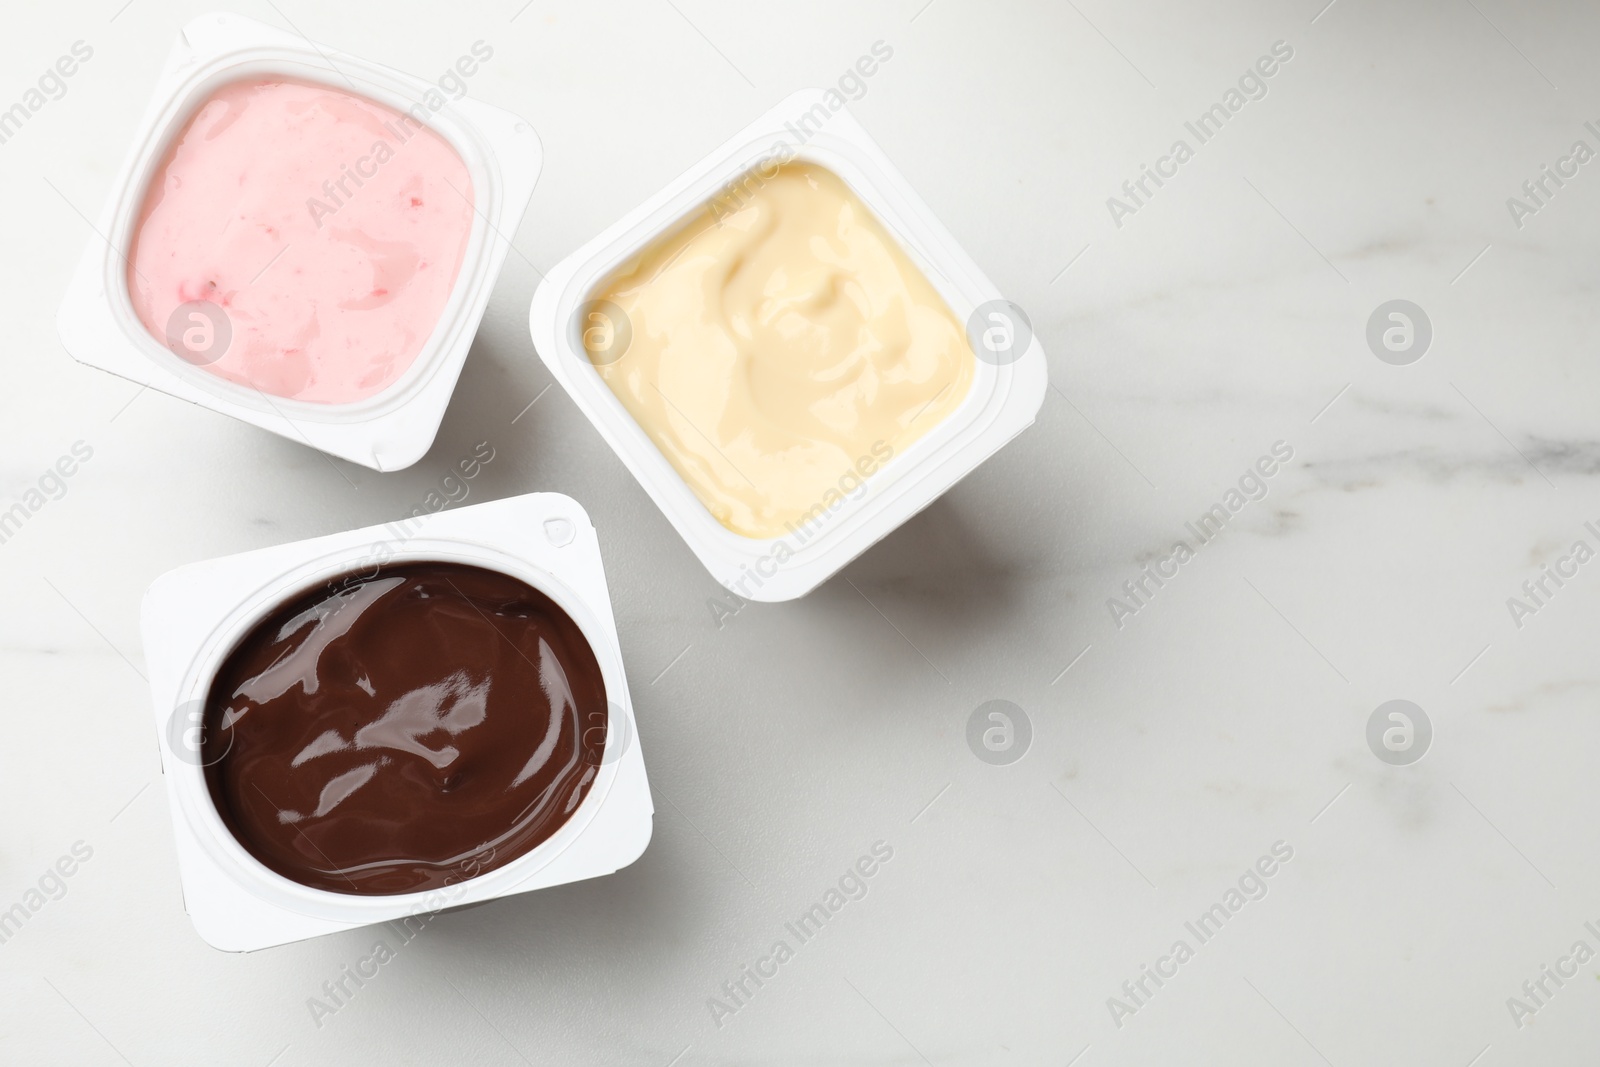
top-left (164, 536), bottom-right (632, 922)
top-left (561, 140), bottom-right (1001, 553)
top-left (105, 50), bottom-right (501, 422)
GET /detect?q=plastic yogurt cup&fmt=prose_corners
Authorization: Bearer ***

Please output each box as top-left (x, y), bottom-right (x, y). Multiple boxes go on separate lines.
top-left (529, 89), bottom-right (1048, 601)
top-left (141, 493), bottom-right (651, 951)
top-left (58, 13), bottom-right (542, 471)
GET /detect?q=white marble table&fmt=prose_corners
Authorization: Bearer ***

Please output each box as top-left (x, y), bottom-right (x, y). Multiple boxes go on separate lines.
top-left (5, 0), bottom-right (1598, 1063)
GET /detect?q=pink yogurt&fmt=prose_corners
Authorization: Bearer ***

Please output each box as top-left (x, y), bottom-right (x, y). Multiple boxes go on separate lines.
top-left (127, 78), bottom-right (474, 404)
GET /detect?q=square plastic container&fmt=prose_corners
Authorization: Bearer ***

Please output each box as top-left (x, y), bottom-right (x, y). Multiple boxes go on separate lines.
top-left (140, 493), bottom-right (651, 951)
top-left (58, 12), bottom-right (542, 471)
top-left (528, 88), bottom-right (1048, 602)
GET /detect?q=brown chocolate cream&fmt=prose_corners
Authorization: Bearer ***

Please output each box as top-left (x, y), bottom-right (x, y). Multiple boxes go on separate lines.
top-left (202, 561), bottom-right (608, 895)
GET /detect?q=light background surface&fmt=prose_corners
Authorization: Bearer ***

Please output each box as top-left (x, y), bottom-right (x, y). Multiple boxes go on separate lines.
top-left (5, 0), bottom-right (1600, 1063)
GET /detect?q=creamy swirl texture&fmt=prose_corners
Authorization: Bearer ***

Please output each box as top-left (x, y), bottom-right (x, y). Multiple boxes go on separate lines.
top-left (585, 163), bottom-right (975, 538)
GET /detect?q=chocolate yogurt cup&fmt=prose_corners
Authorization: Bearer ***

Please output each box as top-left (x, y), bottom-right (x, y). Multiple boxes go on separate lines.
top-left (141, 494), bottom-right (651, 950)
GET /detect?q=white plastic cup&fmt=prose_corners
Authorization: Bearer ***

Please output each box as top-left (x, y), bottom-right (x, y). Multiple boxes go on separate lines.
top-left (529, 89), bottom-right (1048, 601)
top-left (141, 493), bottom-right (652, 951)
top-left (59, 13), bottom-right (543, 471)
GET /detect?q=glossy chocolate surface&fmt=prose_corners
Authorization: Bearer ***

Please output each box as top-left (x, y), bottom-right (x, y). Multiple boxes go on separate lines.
top-left (202, 561), bottom-right (607, 895)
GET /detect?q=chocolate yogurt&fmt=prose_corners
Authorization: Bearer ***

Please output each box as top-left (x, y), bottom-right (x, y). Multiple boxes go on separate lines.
top-left (201, 561), bottom-right (607, 895)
